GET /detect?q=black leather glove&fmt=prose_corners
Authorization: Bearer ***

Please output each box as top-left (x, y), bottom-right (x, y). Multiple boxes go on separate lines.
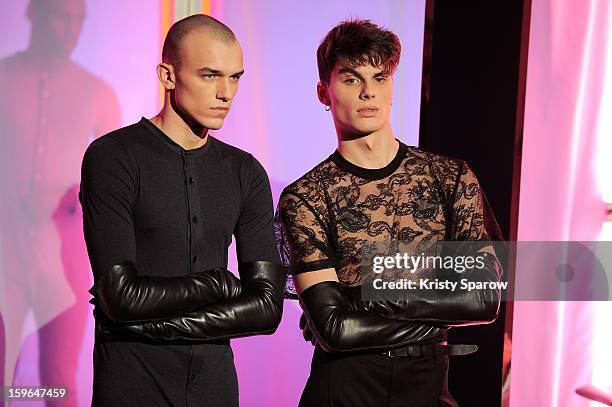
top-left (353, 251), bottom-right (502, 325)
top-left (299, 312), bottom-right (316, 345)
top-left (112, 261), bottom-right (285, 342)
top-left (299, 281), bottom-right (447, 353)
top-left (90, 261), bottom-right (242, 323)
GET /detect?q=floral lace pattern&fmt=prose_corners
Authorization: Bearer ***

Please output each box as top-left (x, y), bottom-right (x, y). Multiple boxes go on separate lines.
top-left (275, 142), bottom-right (500, 299)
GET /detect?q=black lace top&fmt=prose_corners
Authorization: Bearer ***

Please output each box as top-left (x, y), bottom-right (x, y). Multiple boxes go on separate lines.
top-left (275, 141), bottom-right (501, 299)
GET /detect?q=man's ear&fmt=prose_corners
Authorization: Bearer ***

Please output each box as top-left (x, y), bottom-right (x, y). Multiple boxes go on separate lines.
top-left (157, 63), bottom-right (176, 90)
top-left (317, 81), bottom-right (330, 106)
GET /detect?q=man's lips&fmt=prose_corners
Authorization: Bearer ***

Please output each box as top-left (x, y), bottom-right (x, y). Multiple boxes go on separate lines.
top-left (210, 107), bottom-right (230, 116)
top-left (357, 106), bottom-right (379, 117)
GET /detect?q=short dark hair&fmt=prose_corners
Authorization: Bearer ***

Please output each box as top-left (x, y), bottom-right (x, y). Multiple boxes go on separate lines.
top-left (317, 19), bottom-right (401, 83)
top-left (162, 14), bottom-right (236, 67)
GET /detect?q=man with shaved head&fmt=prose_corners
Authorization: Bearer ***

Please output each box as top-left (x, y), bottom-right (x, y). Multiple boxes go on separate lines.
top-left (80, 14), bottom-right (284, 406)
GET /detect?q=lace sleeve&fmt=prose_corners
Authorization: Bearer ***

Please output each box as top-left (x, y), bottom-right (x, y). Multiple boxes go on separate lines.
top-left (274, 191), bottom-right (336, 299)
top-left (449, 161), bottom-right (503, 242)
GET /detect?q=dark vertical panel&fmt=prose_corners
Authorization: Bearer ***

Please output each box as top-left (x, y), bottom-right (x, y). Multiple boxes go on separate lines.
top-left (418, 0), bottom-right (531, 405)
top-left (419, 0), bottom-right (435, 141)
top-left (504, 0), bottom-right (532, 343)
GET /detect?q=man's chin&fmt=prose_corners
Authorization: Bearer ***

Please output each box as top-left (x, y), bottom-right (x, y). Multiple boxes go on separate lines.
top-left (353, 126), bottom-right (385, 136)
top-left (200, 118), bottom-right (225, 131)
top-left (343, 120), bottom-right (386, 136)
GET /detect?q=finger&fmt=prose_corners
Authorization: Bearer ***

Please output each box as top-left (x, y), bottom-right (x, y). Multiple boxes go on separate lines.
top-left (302, 325), bottom-right (312, 341)
top-left (306, 321), bottom-right (317, 345)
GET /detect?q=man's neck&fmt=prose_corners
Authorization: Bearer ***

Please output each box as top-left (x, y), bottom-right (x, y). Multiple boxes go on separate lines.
top-left (336, 123), bottom-right (399, 169)
top-left (150, 104), bottom-right (208, 151)
top-left (23, 46), bottom-right (71, 71)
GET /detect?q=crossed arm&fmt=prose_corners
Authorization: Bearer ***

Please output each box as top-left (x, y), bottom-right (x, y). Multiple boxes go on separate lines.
top-left (277, 160), bottom-right (502, 353)
top-left (292, 268), bottom-right (449, 352)
top-left (81, 137), bottom-right (284, 342)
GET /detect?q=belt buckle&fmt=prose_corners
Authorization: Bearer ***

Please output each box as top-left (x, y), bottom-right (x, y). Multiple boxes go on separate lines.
top-left (383, 345), bottom-right (419, 358)
top-left (383, 349), bottom-right (405, 358)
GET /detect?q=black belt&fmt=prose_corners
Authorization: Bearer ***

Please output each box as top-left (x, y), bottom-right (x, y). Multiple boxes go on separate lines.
top-left (382, 343), bottom-right (478, 358)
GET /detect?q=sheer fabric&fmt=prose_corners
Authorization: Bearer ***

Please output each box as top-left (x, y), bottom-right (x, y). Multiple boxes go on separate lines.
top-left (275, 141), bottom-right (502, 299)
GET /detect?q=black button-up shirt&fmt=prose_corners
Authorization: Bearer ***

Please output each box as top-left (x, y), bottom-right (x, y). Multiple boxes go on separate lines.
top-left (80, 118), bottom-right (278, 406)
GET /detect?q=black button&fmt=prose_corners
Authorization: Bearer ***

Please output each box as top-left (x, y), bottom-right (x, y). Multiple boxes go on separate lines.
top-left (192, 216), bottom-right (199, 223)
top-left (192, 256), bottom-right (197, 263)
top-left (188, 177), bottom-right (195, 183)
top-left (184, 151), bottom-right (190, 157)
top-left (190, 374), bottom-right (196, 381)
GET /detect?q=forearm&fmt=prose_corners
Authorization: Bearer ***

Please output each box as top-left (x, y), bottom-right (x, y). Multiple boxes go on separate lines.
top-left (105, 261), bottom-right (285, 342)
top-left (91, 262), bottom-right (241, 323)
top-left (353, 252), bottom-right (502, 325)
top-left (300, 281), bottom-right (447, 353)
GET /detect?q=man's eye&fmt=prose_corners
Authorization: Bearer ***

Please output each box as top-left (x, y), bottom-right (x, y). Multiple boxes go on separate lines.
top-left (375, 76), bottom-right (387, 83)
top-left (202, 74), bottom-right (215, 79)
top-left (230, 75), bottom-right (242, 81)
top-left (343, 77), bottom-right (359, 84)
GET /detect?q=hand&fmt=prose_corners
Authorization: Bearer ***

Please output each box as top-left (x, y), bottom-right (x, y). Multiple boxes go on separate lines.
top-left (94, 307), bottom-right (144, 341)
top-left (299, 312), bottom-right (316, 346)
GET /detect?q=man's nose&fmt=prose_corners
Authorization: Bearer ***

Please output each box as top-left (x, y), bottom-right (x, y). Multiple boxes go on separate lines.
top-left (216, 79), bottom-right (231, 102)
top-left (360, 80), bottom-right (376, 99)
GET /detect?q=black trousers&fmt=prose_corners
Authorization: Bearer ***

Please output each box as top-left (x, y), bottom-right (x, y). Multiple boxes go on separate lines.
top-left (299, 346), bottom-right (459, 407)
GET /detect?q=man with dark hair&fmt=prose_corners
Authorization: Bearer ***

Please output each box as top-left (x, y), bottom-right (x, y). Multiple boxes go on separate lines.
top-left (276, 19), bottom-right (502, 406)
top-left (80, 14), bottom-right (284, 406)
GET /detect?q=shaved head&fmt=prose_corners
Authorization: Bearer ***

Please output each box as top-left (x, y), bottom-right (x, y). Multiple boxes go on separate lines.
top-left (162, 14), bottom-right (236, 68)
top-left (155, 14), bottom-right (243, 133)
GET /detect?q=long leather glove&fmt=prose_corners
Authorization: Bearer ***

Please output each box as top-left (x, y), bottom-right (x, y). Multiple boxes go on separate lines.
top-left (106, 261), bottom-right (285, 342)
top-left (90, 261), bottom-right (242, 324)
top-left (299, 281), bottom-right (447, 353)
top-left (350, 251), bottom-right (503, 326)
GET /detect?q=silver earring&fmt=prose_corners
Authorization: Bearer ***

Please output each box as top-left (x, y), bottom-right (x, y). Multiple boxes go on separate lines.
top-left (325, 105), bottom-right (331, 111)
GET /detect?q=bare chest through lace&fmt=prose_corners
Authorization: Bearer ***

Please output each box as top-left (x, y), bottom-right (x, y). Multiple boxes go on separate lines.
top-left (325, 170), bottom-right (448, 286)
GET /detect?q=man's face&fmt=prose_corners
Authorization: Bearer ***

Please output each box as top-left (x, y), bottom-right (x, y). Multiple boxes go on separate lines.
top-left (319, 61), bottom-right (394, 137)
top-left (29, 0), bottom-right (86, 58)
top-left (171, 30), bottom-right (244, 131)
